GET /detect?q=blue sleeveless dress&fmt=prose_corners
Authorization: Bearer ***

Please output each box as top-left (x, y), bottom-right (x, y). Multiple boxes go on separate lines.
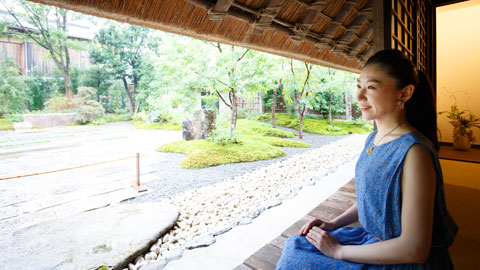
top-left (276, 131), bottom-right (458, 270)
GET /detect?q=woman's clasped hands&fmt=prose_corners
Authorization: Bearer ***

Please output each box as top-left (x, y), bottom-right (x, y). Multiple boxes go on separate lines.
top-left (298, 218), bottom-right (343, 260)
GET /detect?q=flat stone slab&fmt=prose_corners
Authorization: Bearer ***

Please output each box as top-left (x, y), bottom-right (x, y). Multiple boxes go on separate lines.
top-left (0, 202), bottom-right (178, 270)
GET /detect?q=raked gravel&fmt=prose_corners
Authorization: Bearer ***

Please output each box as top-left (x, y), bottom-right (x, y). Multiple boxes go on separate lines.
top-left (123, 134), bottom-right (367, 270)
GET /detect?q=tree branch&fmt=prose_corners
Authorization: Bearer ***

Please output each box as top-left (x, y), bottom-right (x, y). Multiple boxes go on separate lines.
top-left (237, 48), bottom-right (249, 62)
top-left (216, 89), bottom-right (232, 109)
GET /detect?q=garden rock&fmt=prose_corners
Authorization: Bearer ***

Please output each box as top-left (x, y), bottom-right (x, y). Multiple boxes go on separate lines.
top-left (164, 248), bottom-right (184, 262)
top-left (13, 121), bottom-right (32, 130)
top-left (182, 109), bottom-right (216, 140)
top-left (139, 259), bottom-right (167, 270)
top-left (0, 202), bottom-right (179, 270)
top-left (147, 111), bottom-right (161, 123)
top-left (185, 234), bottom-right (216, 249)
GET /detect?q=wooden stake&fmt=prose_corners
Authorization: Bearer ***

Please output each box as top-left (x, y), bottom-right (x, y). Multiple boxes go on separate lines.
top-left (131, 153), bottom-right (148, 192)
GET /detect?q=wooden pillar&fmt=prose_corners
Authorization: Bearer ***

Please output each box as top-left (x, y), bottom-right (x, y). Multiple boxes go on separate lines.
top-left (372, 0), bottom-right (392, 53)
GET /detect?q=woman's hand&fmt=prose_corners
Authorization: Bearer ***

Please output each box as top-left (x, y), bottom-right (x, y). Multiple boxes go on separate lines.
top-left (306, 227), bottom-right (342, 259)
top-left (298, 218), bottom-right (336, 235)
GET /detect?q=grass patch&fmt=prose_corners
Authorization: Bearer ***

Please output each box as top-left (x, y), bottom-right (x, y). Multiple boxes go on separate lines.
top-left (130, 120), bottom-right (182, 130)
top-left (0, 118), bottom-right (13, 130)
top-left (158, 119), bottom-right (310, 168)
top-left (253, 113), bottom-right (373, 135)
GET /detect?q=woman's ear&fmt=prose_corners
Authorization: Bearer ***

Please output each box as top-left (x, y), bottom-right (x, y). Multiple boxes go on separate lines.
top-left (400, 84), bottom-right (415, 102)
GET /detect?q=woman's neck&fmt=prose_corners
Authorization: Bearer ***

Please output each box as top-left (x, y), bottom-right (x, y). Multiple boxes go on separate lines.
top-left (375, 115), bottom-right (409, 136)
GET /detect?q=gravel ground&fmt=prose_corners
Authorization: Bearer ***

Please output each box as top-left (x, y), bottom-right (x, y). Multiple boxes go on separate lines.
top-left (123, 128), bottom-right (351, 204)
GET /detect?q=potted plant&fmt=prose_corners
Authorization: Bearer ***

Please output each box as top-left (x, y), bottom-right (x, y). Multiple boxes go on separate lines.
top-left (439, 105), bottom-right (480, 151)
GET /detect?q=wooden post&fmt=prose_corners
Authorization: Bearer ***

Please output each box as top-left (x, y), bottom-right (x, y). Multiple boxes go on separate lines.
top-left (131, 153), bottom-right (148, 192)
top-left (372, 0), bottom-right (392, 53)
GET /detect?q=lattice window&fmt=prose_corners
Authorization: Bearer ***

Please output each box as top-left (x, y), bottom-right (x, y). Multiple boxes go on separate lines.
top-left (391, 0), bottom-right (415, 62)
top-left (416, 0), bottom-right (427, 72)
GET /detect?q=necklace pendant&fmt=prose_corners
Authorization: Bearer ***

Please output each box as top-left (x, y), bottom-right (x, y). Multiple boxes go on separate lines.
top-left (367, 147), bottom-right (373, 154)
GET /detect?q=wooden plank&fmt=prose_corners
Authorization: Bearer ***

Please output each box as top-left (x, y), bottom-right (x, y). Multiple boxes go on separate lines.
top-left (233, 264), bottom-right (254, 270)
top-left (308, 203), bottom-right (345, 220)
top-left (281, 216), bottom-right (314, 238)
top-left (270, 235), bottom-right (287, 250)
top-left (244, 244), bottom-right (282, 270)
top-left (439, 145), bottom-right (480, 164)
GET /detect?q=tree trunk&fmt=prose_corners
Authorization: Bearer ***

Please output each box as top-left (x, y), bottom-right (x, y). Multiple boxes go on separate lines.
top-left (3, 90), bottom-right (8, 115)
top-left (230, 89), bottom-right (238, 139)
top-left (122, 77), bottom-right (134, 114)
top-left (329, 90), bottom-right (333, 127)
top-left (272, 88), bottom-right (277, 128)
top-left (299, 105), bottom-right (305, 139)
top-left (63, 70), bottom-right (74, 98)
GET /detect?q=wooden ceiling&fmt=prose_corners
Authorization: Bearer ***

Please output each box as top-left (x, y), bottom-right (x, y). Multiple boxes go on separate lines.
top-left (28, 0), bottom-right (376, 73)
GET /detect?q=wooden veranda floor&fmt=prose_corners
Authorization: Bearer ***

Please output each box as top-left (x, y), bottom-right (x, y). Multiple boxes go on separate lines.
top-left (233, 179), bottom-right (357, 270)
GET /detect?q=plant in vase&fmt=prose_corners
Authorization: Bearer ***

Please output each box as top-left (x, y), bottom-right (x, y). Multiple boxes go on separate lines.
top-left (439, 105), bottom-right (480, 151)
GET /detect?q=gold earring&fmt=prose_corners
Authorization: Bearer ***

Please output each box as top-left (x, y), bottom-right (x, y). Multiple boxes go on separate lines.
top-left (398, 101), bottom-right (404, 110)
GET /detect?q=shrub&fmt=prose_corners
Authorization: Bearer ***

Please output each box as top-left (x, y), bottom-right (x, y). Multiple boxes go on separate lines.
top-left (74, 87), bottom-right (105, 124)
top-left (45, 94), bottom-right (75, 111)
top-left (207, 129), bottom-right (240, 145)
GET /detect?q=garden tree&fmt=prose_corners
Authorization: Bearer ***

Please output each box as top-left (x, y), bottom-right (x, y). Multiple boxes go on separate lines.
top-left (311, 67), bottom-right (357, 127)
top-left (284, 59), bottom-right (314, 139)
top-left (0, 57), bottom-right (29, 115)
top-left (138, 33), bottom-right (213, 122)
top-left (200, 44), bottom-right (273, 138)
top-left (90, 22), bottom-right (158, 113)
top-left (1, 0), bottom-right (77, 98)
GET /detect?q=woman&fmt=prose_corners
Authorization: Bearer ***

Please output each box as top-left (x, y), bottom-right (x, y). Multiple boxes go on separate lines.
top-left (276, 50), bottom-right (458, 269)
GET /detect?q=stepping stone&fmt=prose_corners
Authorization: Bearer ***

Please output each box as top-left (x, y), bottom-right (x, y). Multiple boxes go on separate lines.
top-left (0, 202), bottom-right (178, 270)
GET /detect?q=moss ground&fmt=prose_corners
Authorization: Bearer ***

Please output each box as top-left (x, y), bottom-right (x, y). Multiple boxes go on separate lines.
top-left (252, 113), bottom-right (373, 135)
top-left (130, 120), bottom-right (182, 131)
top-left (0, 118), bottom-right (13, 130)
top-left (158, 119), bottom-right (310, 168)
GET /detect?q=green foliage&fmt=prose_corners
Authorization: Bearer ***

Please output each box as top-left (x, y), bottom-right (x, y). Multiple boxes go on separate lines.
top-left (439, 104), bottom-right (480, 141)
top-left (3, 0), bottom-right (77, 97)
top-left (24, 68), bottom-right (64, 111)
top-left (44, 94), bottom-right (75, 112)
top-left (90, 22), bottom-right (159, 112)
top-left (73, 87), bottom-right (105, 124)
top-left (207, 129), bottom-right (240, 145)
top-left (102, 113), bottom-right (133, 122)
top-left (310, 90), bottom-right (345, 118)
top-left (0, 57), bottom-right (29, 114)
top-left (0, 118), bottom-right (13, 130)
top-left (253, 113), bottom-right (373, 135)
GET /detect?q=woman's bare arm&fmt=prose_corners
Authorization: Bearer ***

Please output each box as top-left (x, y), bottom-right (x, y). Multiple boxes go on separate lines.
top-left (307, 144), bottom-right (436, 264)
top-left (331, 203), bottom-right (358, 228)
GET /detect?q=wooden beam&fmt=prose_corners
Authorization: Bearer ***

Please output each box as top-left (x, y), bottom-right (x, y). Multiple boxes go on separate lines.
top-left (288, 0), bottom-right (329, 45)
top-left (252, 0), bottom-right (285, 35)
top-left (208, 0), bottom-right (234, 24)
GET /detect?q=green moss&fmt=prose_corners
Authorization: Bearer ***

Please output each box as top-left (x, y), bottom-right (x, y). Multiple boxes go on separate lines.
top-left (252, 113), bottom-right (373, 135)
top-left (158, 139), bottom-right (285, 168)
top-left (158, 119), bottom-right (310, 168)
top-left (97, 266), bottom-right (109, 270)
top-left (0, 118), bottom-right (13, 130)
top-left (130, 120), bottom-right (181, 131)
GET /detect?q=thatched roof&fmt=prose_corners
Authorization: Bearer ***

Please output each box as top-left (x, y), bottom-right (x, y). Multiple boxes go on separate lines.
top-left (27, 0), bottom-right (376, 73)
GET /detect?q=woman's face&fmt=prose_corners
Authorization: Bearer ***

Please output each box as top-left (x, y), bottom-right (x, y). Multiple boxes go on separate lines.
top-left (356, 64), bottom-right (402, 122)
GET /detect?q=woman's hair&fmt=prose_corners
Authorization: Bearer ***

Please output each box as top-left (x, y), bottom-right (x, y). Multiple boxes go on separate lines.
top-left (364, 49), bottom-right (439, 151)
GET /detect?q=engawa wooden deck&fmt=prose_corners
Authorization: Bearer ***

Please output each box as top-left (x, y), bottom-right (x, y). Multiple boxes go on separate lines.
top-left (234, 179), bottom-right (358, 270)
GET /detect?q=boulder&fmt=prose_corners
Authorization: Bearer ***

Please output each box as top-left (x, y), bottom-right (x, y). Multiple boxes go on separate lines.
top-left (182, 110), bottom-right (216, 141)
top-left (0, 202), bottom-right (179, 270)
top-left (13, 121), bottom-right (33, 130)
top-left (146, 111), bottom-right (161, 123)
